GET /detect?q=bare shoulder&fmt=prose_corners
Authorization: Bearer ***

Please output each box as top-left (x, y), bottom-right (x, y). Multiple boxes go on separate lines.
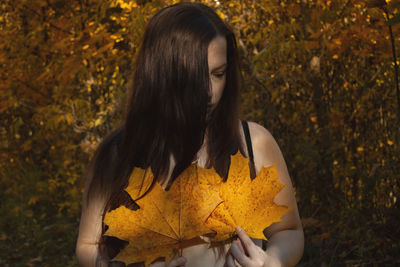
top-left (247, 121), bottom-right (275, 148)
top-left (246, 121), bottom-right (285, 172)
top-left (246, 121), bottom-right (295, 204)
top-left (246, 121), bottom-right (303, 234)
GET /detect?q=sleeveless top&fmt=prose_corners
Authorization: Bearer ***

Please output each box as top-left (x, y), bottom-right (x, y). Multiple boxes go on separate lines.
top-left (99, 120), bottom-right (261, 266)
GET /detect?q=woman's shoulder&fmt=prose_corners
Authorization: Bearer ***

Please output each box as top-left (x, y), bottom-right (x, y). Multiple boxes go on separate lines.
top-left (246, 121), bottom-right (275, 146)
top-left (243, 120), bottom-right (286, 175)
top-left (246, 121), bottom-right (276, 157)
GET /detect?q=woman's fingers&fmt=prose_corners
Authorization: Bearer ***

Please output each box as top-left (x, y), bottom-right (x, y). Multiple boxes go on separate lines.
top-left (236, 226), bottom-right (257, 259)
top-left (236, 238), bottom-right (246, 254)
top-left (149, 261), bottom-right (165, 267)
top-left (167, 257), bottom-right (187, 267)
top-left (230, 239), bottom-right (251, 266)
top-left (225, 253), bottom-right (236, 267)
top-left (229, 226), bottom-right (266, 266)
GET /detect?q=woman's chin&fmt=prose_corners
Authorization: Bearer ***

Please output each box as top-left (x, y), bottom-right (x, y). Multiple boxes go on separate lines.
top-left (206, 106), bottom-right (215, 122)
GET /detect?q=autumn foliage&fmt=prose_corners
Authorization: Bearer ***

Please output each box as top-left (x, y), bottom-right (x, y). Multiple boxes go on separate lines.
top-left (103, 152), bottom-right (289, 266)
top-left (1, 0), bottom-right (399, 266)
top-left (103, 161), bottom-right (222, 265)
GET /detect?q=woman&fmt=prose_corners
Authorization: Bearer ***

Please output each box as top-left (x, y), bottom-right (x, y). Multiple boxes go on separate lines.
top-left (76, 2), bottom-right (304, 267)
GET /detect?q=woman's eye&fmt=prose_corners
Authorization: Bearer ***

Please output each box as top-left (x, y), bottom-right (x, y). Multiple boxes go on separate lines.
top-left (213, 71), bottom-right (226, 78)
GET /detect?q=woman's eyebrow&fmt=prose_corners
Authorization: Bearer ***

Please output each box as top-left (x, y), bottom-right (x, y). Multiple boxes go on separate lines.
top-left (211, 63), bottom-right (227, 72)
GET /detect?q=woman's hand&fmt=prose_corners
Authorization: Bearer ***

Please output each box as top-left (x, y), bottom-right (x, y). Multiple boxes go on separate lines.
top-left (149, 256), bottom-right (187, 267)
top-left (167, 257), bottom-right (187, 267)
top-left (225, 226), bottom-right (266, 267)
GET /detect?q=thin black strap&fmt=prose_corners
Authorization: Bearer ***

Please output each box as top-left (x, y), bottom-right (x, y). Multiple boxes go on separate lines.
top-left (241, 120), bottom-right (256, 179)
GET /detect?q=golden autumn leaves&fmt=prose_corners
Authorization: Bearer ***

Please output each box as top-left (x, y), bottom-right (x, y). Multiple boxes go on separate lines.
top-left (104, 152), bottom-right (291, 266)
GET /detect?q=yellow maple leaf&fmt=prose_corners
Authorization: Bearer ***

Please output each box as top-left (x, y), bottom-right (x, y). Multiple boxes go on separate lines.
top-left (104, 151), bottom-right (290, 265)
top-left (103, 164), bottom-right (223, 266)
top-left (204, 152), bottom-right (292, 241)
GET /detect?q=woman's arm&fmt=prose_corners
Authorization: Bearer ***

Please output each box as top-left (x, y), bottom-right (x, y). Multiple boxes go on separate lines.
top-left (76, 179), bottom-right (109, 266)
top-left (252, 121), bottom-right (304, 266)
top-left (263, 229), bottom-right (304, 267)
top-left (233, 122), bottom-right (304, 267)
top-left (228, 226), bottom-right (303, 267)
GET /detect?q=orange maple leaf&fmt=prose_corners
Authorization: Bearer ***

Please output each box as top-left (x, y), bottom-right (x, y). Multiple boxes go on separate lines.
top-left (103, 164), bottom-right (223, 266)
top-left (204, 152), bottom-right (292, 241)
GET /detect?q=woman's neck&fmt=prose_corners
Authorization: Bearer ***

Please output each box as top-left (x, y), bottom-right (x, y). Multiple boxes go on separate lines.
top-left (159, 129), bottom-right (210, 189)
top-left (193, 129), bottom-right (209, 165)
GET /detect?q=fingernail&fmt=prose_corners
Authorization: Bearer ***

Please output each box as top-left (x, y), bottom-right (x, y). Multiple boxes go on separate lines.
top-left (237, 226), bottom-right (242, 232)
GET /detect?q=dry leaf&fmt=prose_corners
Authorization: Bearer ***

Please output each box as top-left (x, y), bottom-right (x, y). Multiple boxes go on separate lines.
top-left (204, 152), bottom-right (291, 241)
top-left (103, 164), bottom-right (223, 266)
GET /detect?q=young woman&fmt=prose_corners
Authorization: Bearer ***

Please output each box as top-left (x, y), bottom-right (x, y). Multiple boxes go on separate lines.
top-left (76, 2), bottom-right (304, 267)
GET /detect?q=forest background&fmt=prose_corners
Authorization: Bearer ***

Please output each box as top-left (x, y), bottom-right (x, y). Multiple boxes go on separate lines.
top-left (1, 0), bottom-right (399, 266)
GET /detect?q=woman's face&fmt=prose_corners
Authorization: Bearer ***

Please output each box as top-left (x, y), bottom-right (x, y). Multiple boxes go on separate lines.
top-left (208, 35), bottom-right (227, 113)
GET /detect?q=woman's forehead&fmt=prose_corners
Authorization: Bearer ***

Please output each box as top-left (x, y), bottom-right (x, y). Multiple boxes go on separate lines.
top-left (208, 36), bottom-right (227, 71)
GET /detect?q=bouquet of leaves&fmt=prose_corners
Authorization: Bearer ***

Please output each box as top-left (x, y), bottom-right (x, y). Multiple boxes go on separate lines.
top-left (104, 152), bottom-right (291, 266)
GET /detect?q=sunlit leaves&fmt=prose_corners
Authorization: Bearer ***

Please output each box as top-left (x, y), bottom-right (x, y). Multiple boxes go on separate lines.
top-left (104, 152), bottom-right (289, 265)
top-left (0, 0), bottom-right (399, 264)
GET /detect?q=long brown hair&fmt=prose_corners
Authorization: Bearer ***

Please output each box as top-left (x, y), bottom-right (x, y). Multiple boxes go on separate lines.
top-left (85, 2), bottom-right (244, 212)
